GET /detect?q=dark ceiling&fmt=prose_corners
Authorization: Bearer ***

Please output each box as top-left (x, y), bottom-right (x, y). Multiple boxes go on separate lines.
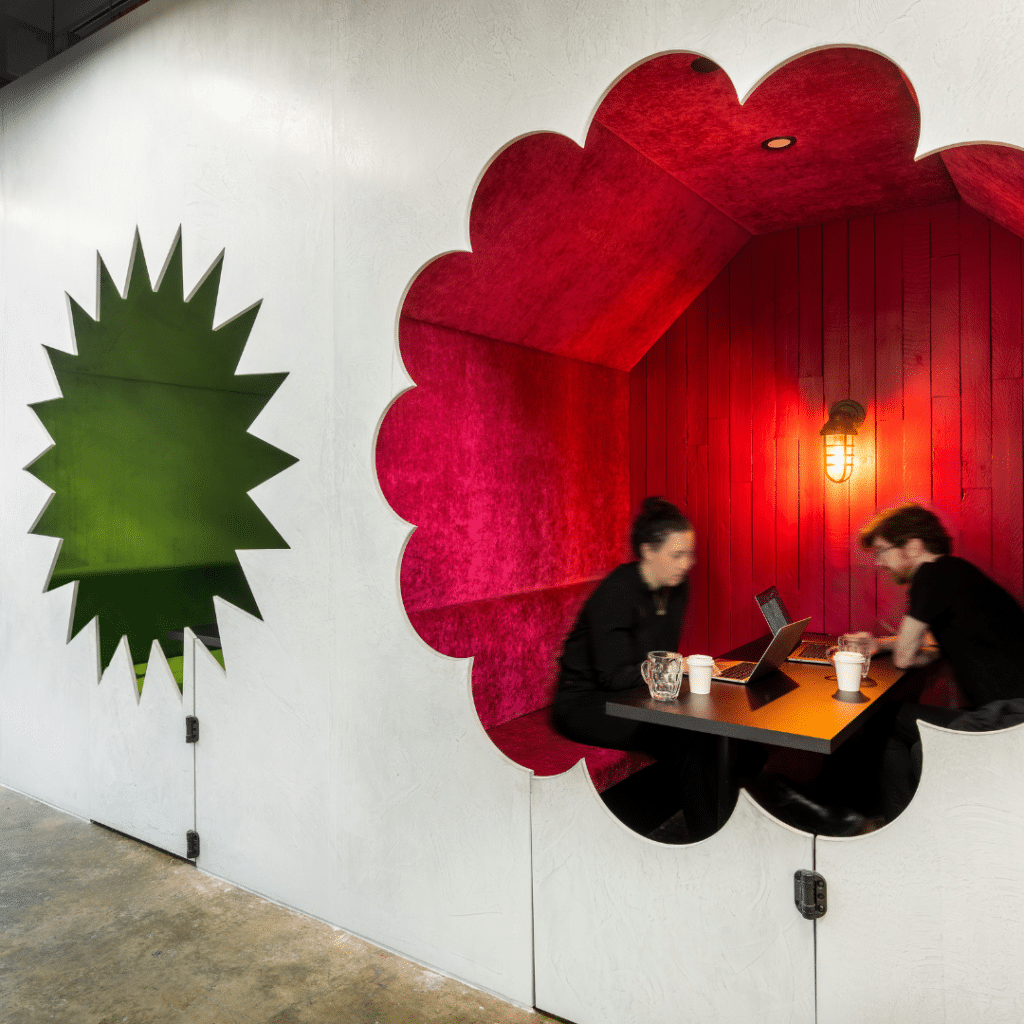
top-left (0, 0), bottom-right (148, 86)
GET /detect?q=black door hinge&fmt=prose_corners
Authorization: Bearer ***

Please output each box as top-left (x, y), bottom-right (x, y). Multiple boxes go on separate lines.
top-left (794, 869), bottom-right (827, 919)
top-left (185, 716), bottom-right (199, 743)
top-left (186, 830), bottom-right (200, 860)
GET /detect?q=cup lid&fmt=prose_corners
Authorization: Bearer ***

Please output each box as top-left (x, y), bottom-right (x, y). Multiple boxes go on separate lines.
top-left (833, 650), bottom-right (865, 663)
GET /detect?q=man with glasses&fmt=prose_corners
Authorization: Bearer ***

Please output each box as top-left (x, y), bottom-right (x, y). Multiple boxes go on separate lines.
top-left (859, 503), bottom-right (1024, 818)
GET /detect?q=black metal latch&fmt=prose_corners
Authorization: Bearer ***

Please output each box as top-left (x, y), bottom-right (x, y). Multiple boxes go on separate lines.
top-left (186, 830), bottom-right (200, 860)
top-left (794, 869), bottom-right (827, 919)
top-left (185, 716), bottom-right (199, 743)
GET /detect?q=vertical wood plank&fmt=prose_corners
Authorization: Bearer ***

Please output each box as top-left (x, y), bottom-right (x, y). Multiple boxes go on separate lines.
top-left (931, 254), bottom-right (961, 398)
top-left (875, 211), bottom-right (904, 426)
top-left (629, 354), bottom-right (647, 513)
top-left (798, 377), bottom-right (825, 632)
top-left (932, 396), bottom-right (963, 560)
top-left (960, 488), bottom-right (993, 572)
top-left (848, 216), bottom-right (877, 631)
top-left (751, 235), bottom-right (778, 604)
top-left (646, 334), bottom-right (668, 496)
top-left (708, 419), bottom-right (732, 654)
top-left (730, 482), bottom-right (754, 645)
top-left (686, 291), bottom-right (709, 448)
top-left (776, 437), bottom-right (800, 611)
top-left (903, 208), bottom-right (932, 502)
top-left (875, 211), bottom-right (905, 509)
top-left (665, 314), bottom-right (687, 511)
top-left (992, 378), bottom-right (1023, 601)
top-left (930, 200), bottom-right (959, 258)
top-left (684, 444), bottom-right (710, 654)
top-left (960, 203), bottom-right (992, 490)
top-left (822, 219), bottom-right (850, 634)
top-left (799, 225), bottom-right (823, 379)
top-left (991, 222), bottom-right (1022, 381)
top-left (707, 269), bottom-right (731, 420)
top-left (775, 228), bottom-right (801, 440)
top-left (729, 246), bottom-right (754, 640)
top-left (931, 256), bottom-right (962, 548)
top-left (730, 244), bottom-right (753, 482)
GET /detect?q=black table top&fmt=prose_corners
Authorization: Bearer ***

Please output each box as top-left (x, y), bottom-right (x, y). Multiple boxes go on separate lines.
top-left (606, 634), bottom-right (911, 754)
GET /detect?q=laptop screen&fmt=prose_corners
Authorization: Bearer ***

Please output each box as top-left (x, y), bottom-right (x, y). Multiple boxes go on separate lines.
top-left (756, 586), bottom-right (793, 636)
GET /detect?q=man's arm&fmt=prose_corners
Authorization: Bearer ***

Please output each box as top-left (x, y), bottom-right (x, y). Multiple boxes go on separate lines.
top-left (876, 615), bottom-right (938, 669)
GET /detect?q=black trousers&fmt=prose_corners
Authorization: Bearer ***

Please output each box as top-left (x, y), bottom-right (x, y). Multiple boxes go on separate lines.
top-left (552, 694), bottom-right (755, 841)
top-left (804, 701), bottom-right (962, 819)
top-left (879, 703), bottom-right (966, 820)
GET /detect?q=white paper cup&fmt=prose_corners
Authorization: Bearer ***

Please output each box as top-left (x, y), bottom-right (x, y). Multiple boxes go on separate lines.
top-left (687, 654), bottom-right (715, 695)
top-left (833, 650), bottom-right (865, 692)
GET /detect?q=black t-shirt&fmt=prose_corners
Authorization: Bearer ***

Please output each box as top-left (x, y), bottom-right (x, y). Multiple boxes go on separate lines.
top-left (555, 561), bottom-right (688, 703)
top-left (908, 555), bottom-right (1024, 706)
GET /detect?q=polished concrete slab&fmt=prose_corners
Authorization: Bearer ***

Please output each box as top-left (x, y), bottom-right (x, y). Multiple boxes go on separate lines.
top-left (0, 786), bottom-right (557, 1024)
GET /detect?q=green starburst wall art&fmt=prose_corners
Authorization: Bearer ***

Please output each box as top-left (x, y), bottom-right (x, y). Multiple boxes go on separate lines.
top-left (26, 232), bottom-right (298, 678)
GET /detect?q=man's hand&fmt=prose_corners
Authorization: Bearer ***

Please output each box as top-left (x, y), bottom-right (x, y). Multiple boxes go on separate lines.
top-left (890, 615), bottom-right (937, 669)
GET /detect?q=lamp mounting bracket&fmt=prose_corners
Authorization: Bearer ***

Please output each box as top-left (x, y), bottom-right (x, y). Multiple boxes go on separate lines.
top-left (820, 399), bottom-right (866, 436)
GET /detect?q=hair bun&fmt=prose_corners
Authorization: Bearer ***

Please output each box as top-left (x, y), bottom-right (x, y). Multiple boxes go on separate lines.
top-left (641, 496), bottom-right (674, 515)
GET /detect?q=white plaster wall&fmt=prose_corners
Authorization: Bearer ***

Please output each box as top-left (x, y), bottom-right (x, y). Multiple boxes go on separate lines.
top-left (89, 641), bottom-right (195, 860)
top-left (816, 723), bottom-right (1024, 1023)
top-left (1, 0), bottom-right (1024, 1009)
top-left (533, 768), bottom-right (815, 1024)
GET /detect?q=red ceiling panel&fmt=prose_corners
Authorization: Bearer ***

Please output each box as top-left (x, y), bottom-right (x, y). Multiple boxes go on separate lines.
top-left (404, 47), bottom-right (1024, 371)
top-left (403, 123), bottom-right (749, 371)
top-left (942, 144), bottom-right (1024, 240)
top-left (596, 48), bottom-right (957, 233)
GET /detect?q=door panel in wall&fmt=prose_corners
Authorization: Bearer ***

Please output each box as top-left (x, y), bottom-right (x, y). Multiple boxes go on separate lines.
top-left (532, 766), bottom-right (815, 1024)
top-left (815, 722), bottom-right (1024, 1023)
top-left (88, 638), bottom-right (196, 860)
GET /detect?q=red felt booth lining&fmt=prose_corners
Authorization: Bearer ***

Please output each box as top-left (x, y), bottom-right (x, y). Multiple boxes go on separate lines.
top-left (376, 46), bottom-right (1024, 782)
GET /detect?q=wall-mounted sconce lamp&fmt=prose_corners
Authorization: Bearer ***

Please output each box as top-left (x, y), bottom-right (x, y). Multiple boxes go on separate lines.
top-left (820, 400), bottom-right (866, 483)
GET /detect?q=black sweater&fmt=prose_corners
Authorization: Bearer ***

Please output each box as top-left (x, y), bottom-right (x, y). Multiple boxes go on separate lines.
top-left (554, 561), bottom-right (689, 704)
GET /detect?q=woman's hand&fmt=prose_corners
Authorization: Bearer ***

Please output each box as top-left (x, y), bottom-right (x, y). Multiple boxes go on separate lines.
top-left (844, 630), bottom-right (884, 657)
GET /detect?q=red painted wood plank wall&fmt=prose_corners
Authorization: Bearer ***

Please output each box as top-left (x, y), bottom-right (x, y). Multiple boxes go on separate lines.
top-left (631, 199), bottom-right (1024, 656)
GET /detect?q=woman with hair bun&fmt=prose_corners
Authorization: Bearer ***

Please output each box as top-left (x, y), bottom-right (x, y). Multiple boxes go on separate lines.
top-left (552, 497), bottom-right (718, 840)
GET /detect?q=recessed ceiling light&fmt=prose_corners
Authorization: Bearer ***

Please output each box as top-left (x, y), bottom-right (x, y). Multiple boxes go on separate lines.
top-left (762, 136), bottom-right (797, 150)
top-left (691, 57), bottom-right (720, 73)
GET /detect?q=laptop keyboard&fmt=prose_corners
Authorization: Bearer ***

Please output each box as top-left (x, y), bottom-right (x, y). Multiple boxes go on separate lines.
top-left (717, 661), bottom-right (757, 680)
top-left (799, 643), bottom-right (830, 660)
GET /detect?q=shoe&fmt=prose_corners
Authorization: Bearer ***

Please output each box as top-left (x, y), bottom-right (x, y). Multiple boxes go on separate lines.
top-left (752, 776), bottom-right (869, 837)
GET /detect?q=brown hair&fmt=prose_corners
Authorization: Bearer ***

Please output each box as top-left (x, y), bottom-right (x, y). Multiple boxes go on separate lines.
top-left (858, 503), bottom-right (952, 556)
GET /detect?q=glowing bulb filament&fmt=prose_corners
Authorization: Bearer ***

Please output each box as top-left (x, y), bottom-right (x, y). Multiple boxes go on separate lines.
top-left (824, 434), bottom-right (854, 483)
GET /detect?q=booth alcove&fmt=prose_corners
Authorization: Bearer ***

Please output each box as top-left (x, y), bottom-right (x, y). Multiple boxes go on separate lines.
top-left (376, 45), bottom-right (1023, 806)
top-left (377, 45), bottom-right (1024, 1022)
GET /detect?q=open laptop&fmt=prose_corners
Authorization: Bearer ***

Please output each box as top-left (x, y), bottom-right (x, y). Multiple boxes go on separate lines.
top-left (755, 586), bottom-right (835, 664)
top-left (711, 616), bottom-right (812, 683)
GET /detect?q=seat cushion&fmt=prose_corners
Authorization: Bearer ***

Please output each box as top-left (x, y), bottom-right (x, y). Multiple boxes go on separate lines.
top-left (487, 707), bottom-right (655, 792)
top-left (407, 580), bottom-right (596, 730)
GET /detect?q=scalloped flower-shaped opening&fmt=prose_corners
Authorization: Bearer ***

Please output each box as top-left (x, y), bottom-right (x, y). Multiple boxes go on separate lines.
top-left (377, 46), bottom-right (1024, 833)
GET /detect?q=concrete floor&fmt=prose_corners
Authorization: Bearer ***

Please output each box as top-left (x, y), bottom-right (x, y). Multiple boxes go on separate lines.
top-left (1, 786), bottom-right (559, 1024)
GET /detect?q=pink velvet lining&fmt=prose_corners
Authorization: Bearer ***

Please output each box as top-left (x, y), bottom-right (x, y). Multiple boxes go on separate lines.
top-left (403, 125), bottom-right (749, 372)
top-left (379, 318), bottom-right (631, 614)
top-left (408, 580), bottom-right (596, 730)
